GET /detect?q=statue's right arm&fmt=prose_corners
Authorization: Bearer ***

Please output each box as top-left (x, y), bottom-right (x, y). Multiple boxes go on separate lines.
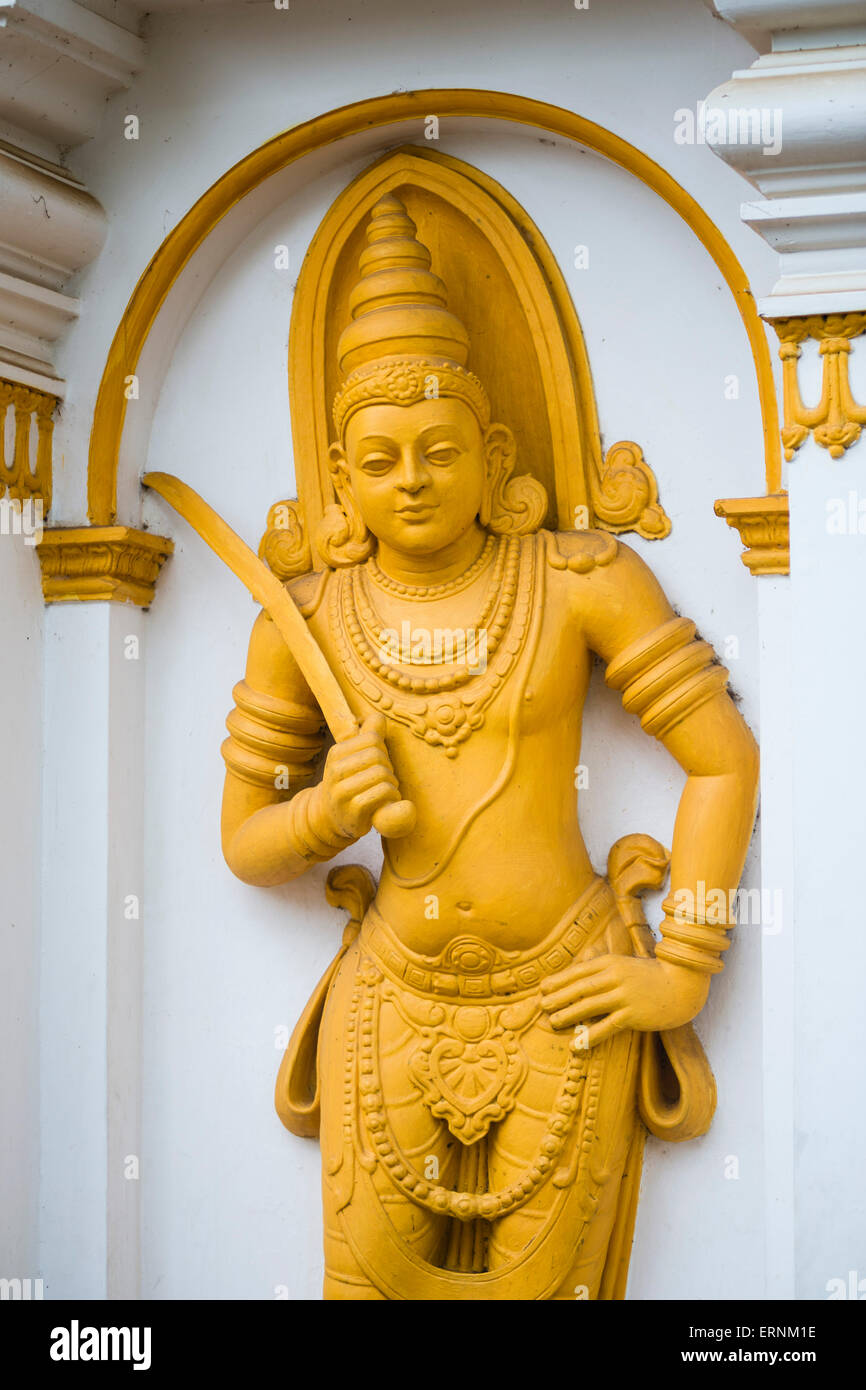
top-left (220, 605), bottom-right (398, 888)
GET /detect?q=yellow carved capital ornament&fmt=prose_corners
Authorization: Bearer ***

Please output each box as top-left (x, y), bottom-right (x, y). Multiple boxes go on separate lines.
top-left (773, 312), bottom-right (866, 461)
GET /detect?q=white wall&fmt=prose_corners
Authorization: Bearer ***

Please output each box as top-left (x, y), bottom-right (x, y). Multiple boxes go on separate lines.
top-left (788, 334), bottom-right (866, 1298)
top-left (38, 0), bottom-right (779, 1298)
top-left (0, 537), bottom-right (42, 1283)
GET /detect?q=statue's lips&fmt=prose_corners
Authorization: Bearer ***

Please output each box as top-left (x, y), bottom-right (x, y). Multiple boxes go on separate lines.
top-left (395, 504), bottom-right (437, 520)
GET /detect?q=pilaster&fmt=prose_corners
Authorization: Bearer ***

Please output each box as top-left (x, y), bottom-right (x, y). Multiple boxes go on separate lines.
top-left (39, 600), bottom-right (145, 1297)
top-left (709, 0), bottom-right (866, 1301)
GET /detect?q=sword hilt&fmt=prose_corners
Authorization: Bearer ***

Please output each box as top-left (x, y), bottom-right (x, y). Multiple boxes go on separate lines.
top-left (373, 799), bottom-right (417, 839)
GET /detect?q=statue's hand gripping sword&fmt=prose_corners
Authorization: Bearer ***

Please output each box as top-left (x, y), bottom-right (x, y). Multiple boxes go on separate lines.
top-left (143, 471), bottom-right (416, 839)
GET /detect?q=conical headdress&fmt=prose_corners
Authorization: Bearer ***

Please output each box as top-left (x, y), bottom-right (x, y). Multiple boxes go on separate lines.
top-left (332, 194), bottom-right (490, 438)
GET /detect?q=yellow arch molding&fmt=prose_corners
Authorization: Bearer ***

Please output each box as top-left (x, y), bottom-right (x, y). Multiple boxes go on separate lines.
top-left (87, 88), bottom-right (782, 524)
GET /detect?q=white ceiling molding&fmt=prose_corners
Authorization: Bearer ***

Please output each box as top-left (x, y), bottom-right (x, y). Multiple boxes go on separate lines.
top-left (0, 1), bottom-right (129, 389)
top-left (0, 144), bottom-right (105, 390)
top-left (0, 145), bottom-right (106, 288)
top-left (706, 0), bottom-right (866, 315)
top-left (0, 0), bottom-right (144, 150)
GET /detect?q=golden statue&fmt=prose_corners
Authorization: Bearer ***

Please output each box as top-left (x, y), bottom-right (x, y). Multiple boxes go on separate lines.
top-left (216, 194), bottom-right (759, 1300)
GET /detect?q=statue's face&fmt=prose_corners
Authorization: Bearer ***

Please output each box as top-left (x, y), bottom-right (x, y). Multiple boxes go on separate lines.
top-left (338, 397), bottom-right (486, 555)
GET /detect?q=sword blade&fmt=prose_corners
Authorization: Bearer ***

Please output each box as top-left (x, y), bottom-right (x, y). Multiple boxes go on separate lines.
top-left (142, 471), bottom-right (358, 740)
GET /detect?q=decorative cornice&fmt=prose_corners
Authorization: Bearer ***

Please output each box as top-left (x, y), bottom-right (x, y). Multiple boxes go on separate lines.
top-left (704, 8), bottom-right (866, 318)
top-left (0, 147), bottom-right (105, 388)
top-left (38, 525), bottom-right (173, 605)
top-left (714, 494), bottom-right (790, 575)
top-left (0, 0), bottom-right (144, 151)
top-left (711, 0), bottom-right (866, 30)
top-left (771, 312), bottom-right (866, 459)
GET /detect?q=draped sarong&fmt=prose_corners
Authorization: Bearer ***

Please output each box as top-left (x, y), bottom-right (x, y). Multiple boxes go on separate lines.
top-left (316, 877), bottom-right (646, 1300)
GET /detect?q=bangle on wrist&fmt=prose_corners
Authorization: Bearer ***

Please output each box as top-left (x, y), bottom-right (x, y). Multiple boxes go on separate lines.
top-left (286, 787), bottom-right (353, 864)
top-left (655, 938), bottom-right (726, 975)
top-left (656, 909), bottom-right (730, 975)
top-left (660, 893), bottom-right (734, 929)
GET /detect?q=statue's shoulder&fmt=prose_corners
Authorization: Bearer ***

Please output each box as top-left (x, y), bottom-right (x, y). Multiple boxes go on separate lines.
top-left (543, 529), bottom-right (670, 615)
top-left (286, 566), bottom-right (331, 618)
top-left (543, 527), bottom-right (619, 575)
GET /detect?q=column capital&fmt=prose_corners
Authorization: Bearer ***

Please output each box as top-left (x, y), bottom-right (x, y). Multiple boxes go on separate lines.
top-left (38, 525), bottom-right (173, 605)
top-left (714, 493), bottom-right (791, 575)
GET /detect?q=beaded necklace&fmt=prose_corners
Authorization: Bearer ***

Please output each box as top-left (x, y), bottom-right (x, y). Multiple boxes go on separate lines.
top-left (367, 533), bottom-right (496, 601)
top-left (329, 533), bottom-right (536, 756)
top-left (350, 534), bottom-right (514, 690)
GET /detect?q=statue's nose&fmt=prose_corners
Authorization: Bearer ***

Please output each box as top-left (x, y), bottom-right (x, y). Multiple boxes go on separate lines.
top-left (397, 449), bottom-right (430, 492)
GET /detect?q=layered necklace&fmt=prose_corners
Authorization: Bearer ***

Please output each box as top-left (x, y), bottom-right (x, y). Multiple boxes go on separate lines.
top-left (330, 532), bottom-right (537, 756)
top-left (366, 533), bottom-right (496, 602)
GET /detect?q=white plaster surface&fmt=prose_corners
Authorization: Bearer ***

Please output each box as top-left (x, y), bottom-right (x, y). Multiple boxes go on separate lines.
top-left (0, 536), bottom-right (42, 1287)
top-left (14, 0), bottom-right (853, 1304)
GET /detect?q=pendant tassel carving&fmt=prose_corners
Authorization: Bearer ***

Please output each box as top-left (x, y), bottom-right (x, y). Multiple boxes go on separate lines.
top-left (773, 313), bottom-right (866, 461)
top-left (0, 377), bottom-right (57, 514)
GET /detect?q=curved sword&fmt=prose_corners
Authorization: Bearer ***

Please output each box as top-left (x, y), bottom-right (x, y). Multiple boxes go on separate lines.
top-left (142, 470), bottom-right (415, 839)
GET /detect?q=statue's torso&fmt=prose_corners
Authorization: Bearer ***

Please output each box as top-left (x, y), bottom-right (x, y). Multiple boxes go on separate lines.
top-left (306, 530), bottom-right (603, 953)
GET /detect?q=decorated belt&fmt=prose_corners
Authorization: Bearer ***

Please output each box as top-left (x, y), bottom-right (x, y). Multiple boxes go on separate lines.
top-left (360, 876), bottom-right (617, 999)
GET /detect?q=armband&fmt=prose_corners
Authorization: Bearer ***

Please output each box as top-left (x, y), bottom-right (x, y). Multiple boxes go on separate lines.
top-left (604, 617), bottom-right (729, 739)
top-left (222, 679), bottom-right (325, 792)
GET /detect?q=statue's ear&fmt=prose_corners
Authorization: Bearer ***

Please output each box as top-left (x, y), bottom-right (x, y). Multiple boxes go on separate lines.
top-left (327, 440), bottom-right (359, 519)
top-left (482, 422), bottom-right (548, 536)
top-left (315, 442), bottom-right (375, 568)
top-left (328, 440), bottom-right (349, 482)
top-left (480, 423), bottom-right (514, 527)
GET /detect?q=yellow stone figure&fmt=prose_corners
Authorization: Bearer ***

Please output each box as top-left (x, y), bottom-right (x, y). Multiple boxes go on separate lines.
top-left (219, 196), bottom-right (759, 1300)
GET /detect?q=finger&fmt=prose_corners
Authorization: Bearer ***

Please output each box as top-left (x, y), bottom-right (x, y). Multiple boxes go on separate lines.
top-left (330, 731), bottom-right (389, 764)
top-left (584, 1011), bottom-right (630, 1048)
top-left (549, 990), bottom-right (622, 1030)
top-left (541, 971), bottom-right (615, 1014)
top-left (540, 955), bottom-right (617, 993)
top-left (339, 767), bottom-right (399, 800)
top-left (330, 745), bottom-right (394, 780)
top-left (350, 782), bottom-right (400, 819)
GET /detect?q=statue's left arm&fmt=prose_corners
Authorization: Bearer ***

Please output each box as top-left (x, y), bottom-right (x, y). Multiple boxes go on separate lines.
top-left (540, 535), bottom-right (760, 1045)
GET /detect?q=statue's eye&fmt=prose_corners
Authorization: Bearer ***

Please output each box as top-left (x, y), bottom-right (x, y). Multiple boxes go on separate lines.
top-left (426, 444), bottom-right (460, 466)
top-left (360, 454), bottom-right (395, 474)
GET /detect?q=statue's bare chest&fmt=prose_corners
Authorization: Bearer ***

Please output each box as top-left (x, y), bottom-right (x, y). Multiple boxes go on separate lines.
top-left (307, 536), bottom-right (591, 760)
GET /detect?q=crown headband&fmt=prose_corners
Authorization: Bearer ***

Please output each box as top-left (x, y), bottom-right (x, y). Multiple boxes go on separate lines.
top-left (333, 355), bottom-right (490, 438)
